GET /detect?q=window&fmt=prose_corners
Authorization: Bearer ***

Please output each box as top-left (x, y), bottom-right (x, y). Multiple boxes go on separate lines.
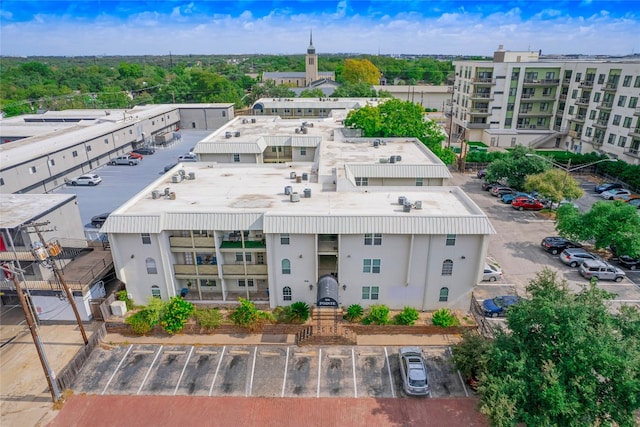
top-left (635, 76), bottom-right (640, 88)
top-left (507, 103), bottom-right (514, 111)
top-left (364, 233), bottom-right (382, 246)
top-left (540, 102), bottom-right (549, 112)
top-left (623, 75), bottom-right (632, 87)
top-left (283, 286), bottom-right (292, 301)
top-left (235, 252), bottom-right (252, 262)
top-left (613, 115), bottom-right (621, 126)
top-left (542, 87), bottom-right (552, 96)
top-left (618, 96), bottom-right (627, 107)
top-left (508, 87), bottom-right (517, 96)
top-left (238, 279), bottom-right (254, 287)
top-left (598, 74), bottom-right (606, 84)
top-left (568, 106), bottom-right (575, 115)
top-left (29, 166), bottom-right (36, 174)
top-left (574, 73), bottom-right (582, 82)
top-left (104, 138), bottom-right (109, 144)
top-left (623, 117), bottom-right (632, 128)
top-left (446, 234), bottom-right (456, 246)
top-left (86, 145), bottom-right (92, 152)
top-left (201, 279), bottom-right (216, 287)
top-left (363, 259), bottom-right (381, 274)
top-left (280, 234), bottom-right (290, 245)
top-left (607, 133), bottom-right (616, 145)
top-left (151, 286), bottom-right (161, 298)
top-left (222, 111), bottom-right (226, 117)
top-left (300, 147), bottom-right (307, 156)
top-left (0, 177), bottom-right (4, 186)
top-left (593, 92), bottom-right (601, 102)
top-left (141, 233), bottom-right (151, 244)
top-left (439, 287), bottom-right (449, 302)
top-left (361, 286), bottom-right (379, 300)
top-left (72, 150), bottom-right (78, 158)
top-left (282, 259), bottom-right (291, 274)
top-left (571, 90), bottom-right (578, 99)
top-left (585, 127), bottom-right (593, 137)
top-left (355, 177), bottom-right (368, 186)
top-left (441, 259), bottom-right (453, 276)
top-left (48, 159), bottom-right (55, 167)
top-left (629, 97), bottom-right (638, 108)
top-left (618, 136), bottom-right (627, 147)
top-left (145, 257), bottom-right (157, 274)
top-left (415, 178), bottom-right (424, 187)
top-left (589, 110), bottom-right (597, 120)
top-left (233, 153), bottom-right (240, 162)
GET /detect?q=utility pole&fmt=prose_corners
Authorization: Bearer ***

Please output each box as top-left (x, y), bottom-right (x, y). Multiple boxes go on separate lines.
top-left (1, 263), bottom-right (61, 403)
top-left (25, 221), bottom-right (88, 345)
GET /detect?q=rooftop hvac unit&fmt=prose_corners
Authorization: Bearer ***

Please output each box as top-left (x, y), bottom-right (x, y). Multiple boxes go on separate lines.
top-left (164, 187), bottom-right (171, 197)
top-left (398, 196), bottom-right (406, 205)
top-left (290, 171), bottom-right (297, 179)
top-left (225, 131), bottom-right (232, 138)
top-left (169, 192), bottom-right (176, 200)
top-left (152, 190), bottom-right (161, 199)
top-left (304, 188), bottom-right (312, 198)
top-left (302, 127), bottom-right (308, 134)
top-left (414, 200), bottom-right (423, 209)
top-left (178, 169), bottom-right (186, 176)
top-left (242, 119), bottom-right (248, 124)
top-left (373, 139), bottom-right (380, 147)
top-left (379, 157), bottom-right (389, 163)
top-left (296, 176), bottom-right (302, 183)
top-left (295, 128), bottom-right (301, 134)
top-left (188, 172), bottom-right (196, 180)
top-left (172, 174), bottom-right (182, 183)
top-left (284, 186), bottom-right (293, 195)
top-left (403, 202), bottom-right (412, 213)
top-left (395, 155), bottom-right (402, 162)
top-left (389, 156), bottom-right (396, 164)
top-left (234, 131), bottom-right (240, 137)
top-left (251, 118), bottom-right (256, 123)
top-left (302, 173), bottom-right (308, 181)
top-left (290, 192), bottom-right (300, 202)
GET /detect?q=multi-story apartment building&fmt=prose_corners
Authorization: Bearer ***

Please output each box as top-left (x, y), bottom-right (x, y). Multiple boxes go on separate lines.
top-left (451, 46), bottom-right (640, 164)
top-left (102, 117), bottom-right (494, 311)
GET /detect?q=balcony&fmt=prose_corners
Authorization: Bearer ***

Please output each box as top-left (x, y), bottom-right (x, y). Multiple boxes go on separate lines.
top-left (470, 92), bottom-right (493, 100)
top-left (523, 78), bottom-right (560, 86)
top-left (603, 82), bottom-right (618, 92)
top-left (467, 122), bottom-right (490, 129)
top-left (570, 115), bottom-right (586, 123)
top-left (593, 119), bottom-right (609, 129)
top-left (634, 108), bottom-right (640, 117)
top-left (471, 77), bottom-right (495, 85)
top-left (519, 110), bottom-right (553, 117)
top-left (559, 94), bottom-right (567, 101)
top-left (469, 108), bottom-right (490, 116)
top-left (575, 98), bottom-right (590, 106)
top-left (219, 240), bottom-right (266, 251)
top-left (596, 101), bottom-right (613, 110)
top-left (221, 264), bottom-right (268, 277)
top-left (592, 135), bottom-right (605, 146)
top-left (568, 130), bottom-right (583, 139)
top-left (629, 128), bottom-right (640, 138)
top-left (516, 124), bottom-right (545, 130)
top-left (624, 147), bottom-right (640, 158)
top-left (579, 80), bottom-right (594, 88)
top-left (174, 264), bottom-right (219, 276)
top-left (562, 78), bottom-right (571, 85)
top-left (169, 236), bottom-right (215, 249)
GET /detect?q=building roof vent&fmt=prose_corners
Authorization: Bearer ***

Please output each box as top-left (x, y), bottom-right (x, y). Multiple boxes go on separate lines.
top-left (290, 192), bottom-right (300, 202)
top-left (234, 131), bottom-right (240, 137)
top-left (304, 188), bottom-right (312, 198)
top-left (379, 157), bottom-right (389, 163)
top-left (398, 196), bottom-right (406, 205)
top-left (302, 173), bottom-right (308, 181)
top-left (373, 139), bottom-right (380, 147)
top-left (284, 186), bottom-right (293, 195)
top-left (414, 200), bottom-right (423, 209)
top-left (172, 174), bottom-right (182, 183)
top-left (389, 156), bottom-right (396, 164)
top-left (188, 172), bottom-right (196, 180)
top-left (225, 131), bottom-right (232, 138)
top-left (152, 190), bottom-right (161, 199)
top-left (242, 118), bottom-right (248, 124)
top-left (403, 202), bottom-right (411, 212)
top-left (290, 171), bottom-right (297, 179)
top-left (251, 118), bottom-right (256, 123)
top-left (164, 187), bottom-right (171, 197)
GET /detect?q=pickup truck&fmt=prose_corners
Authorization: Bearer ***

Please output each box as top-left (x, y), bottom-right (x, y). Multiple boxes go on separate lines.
top-left (109, 155), bottom-right (140, 166)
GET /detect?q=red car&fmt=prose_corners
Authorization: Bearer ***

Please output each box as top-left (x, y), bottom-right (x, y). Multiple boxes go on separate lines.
top-left (512, 198), bottom-right (544, 211)
top-left (127, 151), bottom-right (144, 160)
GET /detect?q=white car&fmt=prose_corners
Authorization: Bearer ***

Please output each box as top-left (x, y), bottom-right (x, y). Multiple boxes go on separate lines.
top-left (482, 263), bottom-right (503, 282)
top-left (67, 174), bottom-right (102, 186)
top-left (178, 153), bottom-right (197, 162)
top-left (600, 189), bottom-right (631, 200)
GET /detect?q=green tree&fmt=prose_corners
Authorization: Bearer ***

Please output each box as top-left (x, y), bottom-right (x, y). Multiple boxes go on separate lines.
top-left (160, 296), bottom-right (195, 335)
top-left (341, 59), bottom-right (380, 85)
top-left (330, 82), bottom-right (377, 98)
top-left (479, 269), bottom-right (640, 426)
top-left (524, 168), bottom-right (584, 203)
top-left (485, 145), bottom-right (549, 190)
top-left (555, 201), bottom-right (640, 257)
top-left (298, 88), bottom-right (325, 98)
top-left (248, 80), bottom-right (296, 104)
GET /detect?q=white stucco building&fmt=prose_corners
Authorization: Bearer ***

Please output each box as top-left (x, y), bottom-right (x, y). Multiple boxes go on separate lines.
top-left (102, 116), bottom-right (494, 311)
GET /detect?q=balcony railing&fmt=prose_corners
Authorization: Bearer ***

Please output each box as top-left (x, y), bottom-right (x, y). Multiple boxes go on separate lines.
top-left (471, 93), bottom-right (492, 99)
top-left (469, 108), bottom-right (490, 115)
top-left (593, 120), bottom-right (609, 128)
top-left (575, 98), bottom-right (590, 105)
top-left (562, 79), bottom-right (571, 85)
top-left (468, 123), bottom-right (491, 129)
top-left (174, 264), bottom-right (219, 276)
top-left (169, 236), bottom-right (215, 249)
top-left (629, 128), bottom-right (640, 138)
top-left (471, 77), bottom-right (495, 84)
top-left (579, 80), bottom-right (594, 88)
top-left (570, 115), bottom-right (586, 122)
top-left (597, 101), bottom-right (613, 110)
top-left (221, 264), bottom-right (268, 276)
top-left (603, 82), bottom-right (618, 91)
top-left (523, 78), bottom-right (560, 85)
top-left (634, 108), bottom-right (640, 117)
top-left (568, 130), bottom-right (582, 139)
top-left (624, 148), bottom-right (640, 158)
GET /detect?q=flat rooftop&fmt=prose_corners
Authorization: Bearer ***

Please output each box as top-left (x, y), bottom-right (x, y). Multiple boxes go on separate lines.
top-left (0, 193), bottom-right (77, 228)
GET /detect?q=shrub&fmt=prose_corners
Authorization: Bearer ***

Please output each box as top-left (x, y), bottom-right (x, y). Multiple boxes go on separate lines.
top-left (125, 310), bottom-right (154, 335)
top-left (193, 308), bottom-right (223, 331)
top-left (431, 308), bottom-right (460, 327)
top-left (161, 297), bottom-right (195, 335)
top-left (288, 302), bottom-right (310, 323)
top-left (230, 298), bottom-right (271, 331)
top-left (117, 290), bottom-right (134, 311)
top-left (344, 304), bottom-right (364, 322)
top-left (394, 306), bottom-right (420, 325)
top-left (362, 304), bottom-right (390, 325)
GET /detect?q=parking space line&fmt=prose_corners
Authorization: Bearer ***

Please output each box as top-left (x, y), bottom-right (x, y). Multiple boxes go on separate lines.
top-left (164, 350), bottom-right (186, 355)
top-left (358, 352), bottom-right (381, 357)
top-left (209, 346), bottom-right (225, 397)
top-left (173, 346), bottom-right (194, 396)
top-left (449, 346), bottom-right (469, 397)
top-left (247, 346), bottom-right (257, 397)
top-left (294, 351), bottom-right (316, 357)
top-left (327, 355), bottom-right (350, 359)
top-left (101, 344), bottom-right (133, 395)
top-left (384, 347), bottom-right (396, 398)
top-left (352, 348), bottom-right (358, 398)
top-left (137, 345), bottom-right (163, 395)
top-left (229, 350), bottom-right (250, 355)
top-left (259, 351), bottom-right (280, 356)
top-left (132, 350), bottom-right (155, 354)
top-left (281, 347), bottom-right (290, 398)
top-left (196, 350), bottom-right (218, 355)
top-left (316, 348), bottom-right (322, 398)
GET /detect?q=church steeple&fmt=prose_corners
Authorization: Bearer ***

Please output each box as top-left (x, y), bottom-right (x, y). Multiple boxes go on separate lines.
top-left (307, 30), bottom-right (315, 54)
top-left (305, 30), bottom-right (318, 85)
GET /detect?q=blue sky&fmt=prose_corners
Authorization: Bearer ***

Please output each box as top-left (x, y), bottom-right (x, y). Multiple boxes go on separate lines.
top-left (1, 1), bottom-right (638, 56)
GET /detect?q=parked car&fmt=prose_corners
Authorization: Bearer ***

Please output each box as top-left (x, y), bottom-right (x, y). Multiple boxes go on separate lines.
top-left (91, 212), bottom-right (111, 227)
top-left (67, 174), bottom-right (102, 186)
top-left (482, 295), bottom-right (521, 317)
top-left (127, 151), bottom-right (144, 160)
top-left (481, 181), bottom-right (501, 191)
top-left (490, 186), bottom-right (515, 197)
top-left (541, 236), bottom-right (582, 255)
top-left (178, 153), bottom-right (197, 162)
top-left (512, 198), bottom-right (544, 211)
top-left (163, 162), bottom-right (178, 173)
top-left (476, 169), bottom-right (486, 178)
top-left (601, 189), bottom-right (631, 200)
top-left (547, 199), bottom-right (579, 210)
top-left (109, 155), bottom-right (140, 166)
top-left (501, 192), bottom-right (531, 204)
top-left (618, 255), bottom-right (640, 270)
top-left (132, 147), bottom-right (155, 155)
top-left (594, 182), bottom-right (623, 193)
top-left (612, 193), bottom-right (638, 201)
top-left (560, 248), bottom-right (600, 267)
top-left (482, 263), bottom-right (503, 282)
top-left (627, 198), bottom-right (640, 208)
top-left (398, 347), bottom-right (431, 396)
top-left (579, 260), bottom-right (626, 282)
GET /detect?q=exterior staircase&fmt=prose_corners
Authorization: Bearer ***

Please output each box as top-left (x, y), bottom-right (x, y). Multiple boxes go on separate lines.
top-left (295, 306), bottom-right (357, 346)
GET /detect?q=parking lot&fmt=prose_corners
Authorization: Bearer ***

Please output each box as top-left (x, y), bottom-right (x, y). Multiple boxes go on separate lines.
top-left (72, 344), bottom-right (468, 399)
top-left (452, 172), bottom-right (640, 309)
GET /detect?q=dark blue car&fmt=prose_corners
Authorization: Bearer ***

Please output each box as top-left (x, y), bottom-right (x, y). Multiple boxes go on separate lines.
top-left (483, 295), bottom-right (521, 317)
top-left (594, 182), bottom-right (622, 193)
